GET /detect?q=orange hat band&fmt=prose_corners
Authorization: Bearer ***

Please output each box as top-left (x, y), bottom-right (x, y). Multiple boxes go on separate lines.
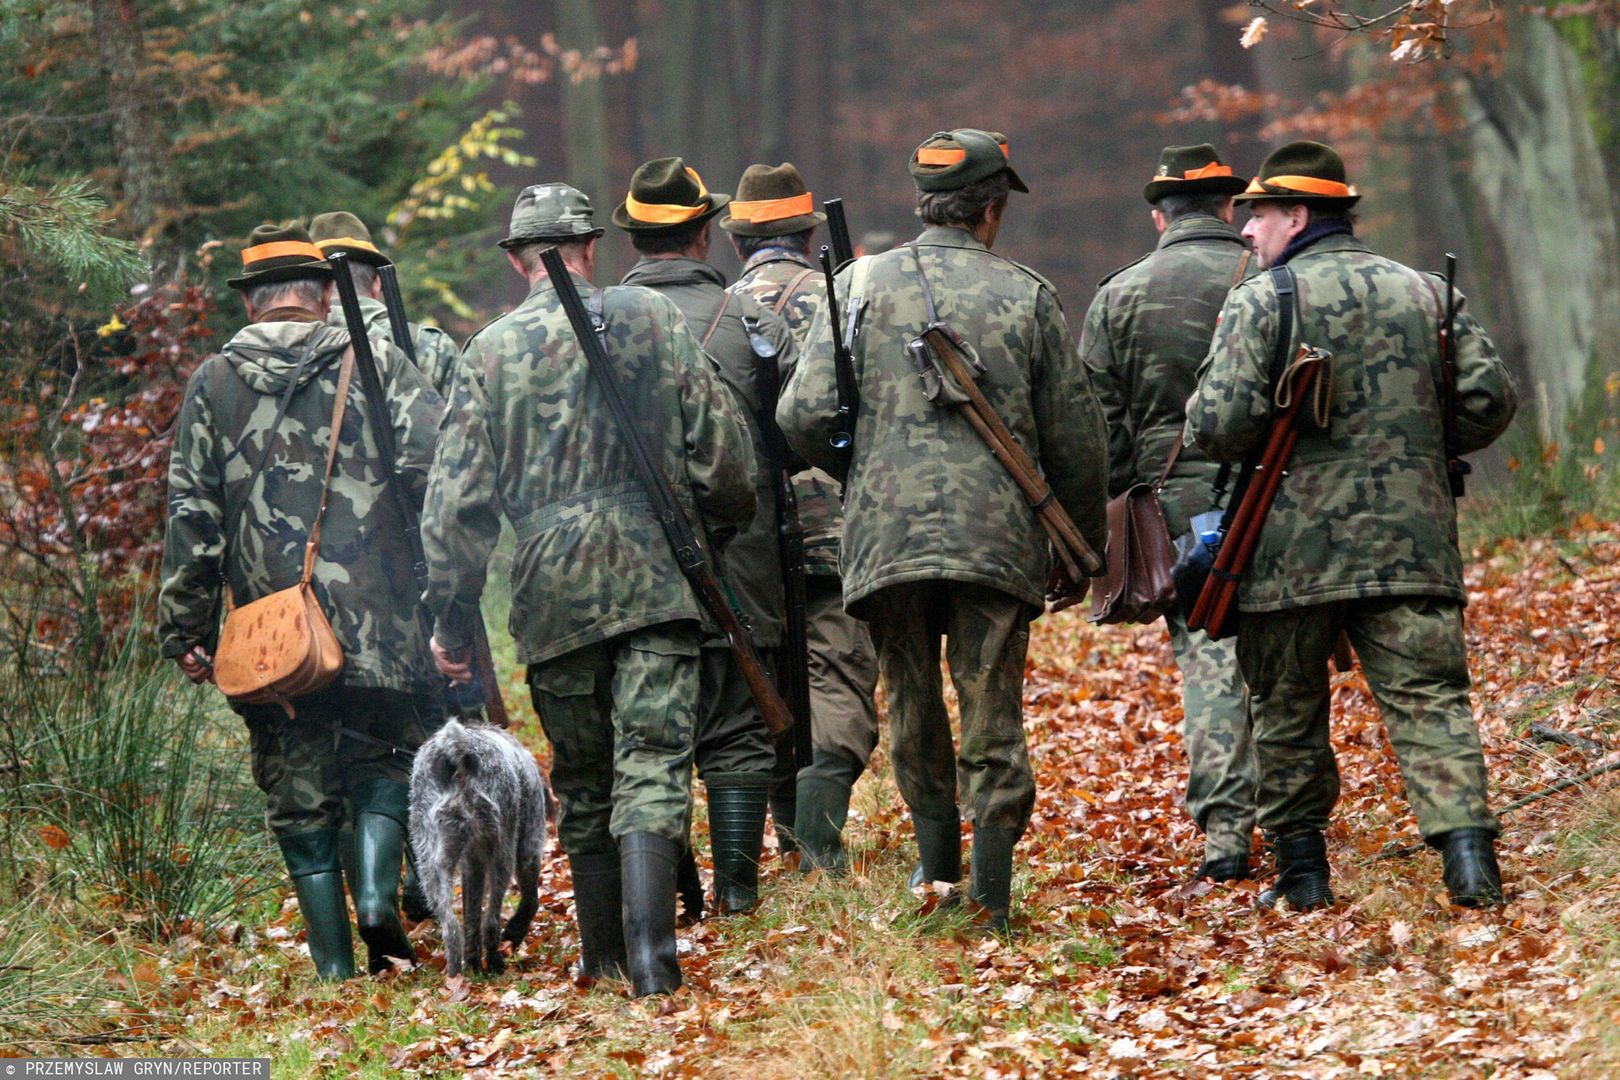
top-left (315, 236), bottom-right (382, 255)
top-left (1149, 161), bottom-right (1235, 184)
top-left (1245, 174), bottom-right (1355, 198)
top-left (624, 167), bottom-right (711, 224)
top-left (728, 192), bottom-right (814, 223)
top-left (241, 241), bottom-right (325, 266)
top-left (915, 142), bottom-right (1011, 167)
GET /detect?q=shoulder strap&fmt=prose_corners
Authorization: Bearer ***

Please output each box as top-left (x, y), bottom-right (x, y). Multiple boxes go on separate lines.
top-left (700, 292), bottom-right (732, 351)
top-left (220, 341), bottom-right (320, 553)
top-left (300, 347), bottom-right (355, 584)
top-left (908, 243), bottom-right (942, 325)
top-left (1231, 249), bottom-right (1253, 288)
top-left (1268, 265), bottom-right (1298, 397)
top-left (772, 267), bottom-right (818, 316)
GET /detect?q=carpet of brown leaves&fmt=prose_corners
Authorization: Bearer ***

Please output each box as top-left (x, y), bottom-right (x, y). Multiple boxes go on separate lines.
top-left (74, 524), bottom-right (1620, 1077)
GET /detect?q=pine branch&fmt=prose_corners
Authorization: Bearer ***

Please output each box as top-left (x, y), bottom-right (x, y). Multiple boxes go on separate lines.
top-left (0, 174), bottom-right (147, 297)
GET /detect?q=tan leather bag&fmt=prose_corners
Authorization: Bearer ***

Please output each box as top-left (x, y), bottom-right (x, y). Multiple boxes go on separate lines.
top-left (1088, 441), bottom-right (1179, 626)
top-left (213, 349), bottom-right (354, 716)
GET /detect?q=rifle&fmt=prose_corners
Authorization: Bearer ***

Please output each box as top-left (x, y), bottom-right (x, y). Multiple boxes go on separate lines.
top-left (1439, 253), bottom-right (1470, 498)
top-left (820, 245), bottom-right (858, 476)
top-left (824, 198), bottom-right (855, 270)
top-left (539, 246), bottom-right (793, 737)
top-left (1188, 344), bottom-right (1333, 640)
top-left (373, 261), bottom-right (510, 728)
top-left (327, 251), bottom-right (454, 720)
top-left (904, 246), bottom-right (1104, 603)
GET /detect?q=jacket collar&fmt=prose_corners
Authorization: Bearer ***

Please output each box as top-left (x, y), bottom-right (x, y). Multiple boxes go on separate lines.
top-left (1281, 230), bottom-right (1369, 264)
top-left (620, 256), bottom-right (727, 290)
top-left (912, 225), bottom-right (989, 253)
top-left (1156, 213), bottom-right (1246, 251)
top-left (741, 246), bottom-right (816, 275)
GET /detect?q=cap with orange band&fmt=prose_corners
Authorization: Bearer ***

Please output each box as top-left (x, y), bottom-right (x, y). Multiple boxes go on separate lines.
top-left (227, 221), bottom-right (332, 290)
top-left (1233, 140), bottom-right (1361, 207)
top-left (909, 128), bottom-right (1028, 194)
top-left (613, 157), bottom-right (731, 233)
top-left (1142, 144), bottom-right (1250, 203)
top-left (309, 211), bottom-right (393, 268)
top-left (719, 162), bottom-right (828, 237)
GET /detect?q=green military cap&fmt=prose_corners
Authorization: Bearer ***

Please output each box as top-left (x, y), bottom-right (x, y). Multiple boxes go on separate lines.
top-left (719, 162), bottom-right (826, 237)
top-left (909, 129), bottom-right (1028, 194)
top-left (309, 210), bottom-right (392, 267)
top-left (226, 220), bottom-right (331, 290)
top-left (499, 182), bottom-right (605, 249)
top-left (1235, 140), bottom-right (1361, 208)
top-left (612, 157), bottom-right (730, 233)
top-left (1143, 144), bottom-right (1249, 203)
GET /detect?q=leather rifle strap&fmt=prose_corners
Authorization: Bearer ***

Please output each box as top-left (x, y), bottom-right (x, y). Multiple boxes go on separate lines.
top-left (300, 347), bottom-right (355, 583)
top-left (772, 268), bottom-right (818, 317)
top-left (700, 292), bottom-right (732, 351)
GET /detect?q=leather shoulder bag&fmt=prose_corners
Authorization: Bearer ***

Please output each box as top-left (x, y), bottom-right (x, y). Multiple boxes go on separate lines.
top-left (1088, 442), bottom-right (1179, 625)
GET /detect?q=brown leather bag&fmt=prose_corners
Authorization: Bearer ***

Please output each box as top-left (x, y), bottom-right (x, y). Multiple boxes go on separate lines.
top-left (213, 348), bottom-right (354, 716)
top-left (1088, 440), bottom-right (1179, 625)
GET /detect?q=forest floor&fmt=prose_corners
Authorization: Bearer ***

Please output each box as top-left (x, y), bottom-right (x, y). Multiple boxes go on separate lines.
top-left (7, 520), bottom-right (1620, 1078)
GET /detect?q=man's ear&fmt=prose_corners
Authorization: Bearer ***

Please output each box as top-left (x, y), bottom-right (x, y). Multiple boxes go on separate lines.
top-left (505, 250), bottom-right (527, 278)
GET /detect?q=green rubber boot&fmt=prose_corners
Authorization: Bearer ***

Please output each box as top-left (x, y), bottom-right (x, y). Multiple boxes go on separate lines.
top-left (968, 826), bottom-right (1018, 932)
top-left (620, 833), bottom-right (682, 997)
top-left (795, 775), bottom-right (854, 874)
top-left (908, 813), bottom-right (963, 893)
top-left (278, 828), bottom-right (355, 981)
top-left (352, 779), bottom-right (415, 974)
top-left (708, 782), bottom-right (769, 915)
top-left (569, 849), bottom-right (628, 981)
top-left (769, 789), bottom-right (799, 857)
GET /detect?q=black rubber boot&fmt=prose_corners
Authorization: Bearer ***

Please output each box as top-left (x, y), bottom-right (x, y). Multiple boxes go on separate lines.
top-left (1259, 831), bottom-right (1334, 911)
top-left (908, 813), bottom-right (963, 891)
top-left (620, 832), bottom-right (682, 997)
top-left (968, 826), bottom-right (1018, 931)
top-left (352, 779), bottom-right (415, 974)
top-left (1433, 828), bottom-right (1505, 907)
top-left (568, 850), bottom-right (628, 981)
top-left (279, 828), bottom-right (355, 981)
top-left (1196, 852), bottom-right (1253, 883)
top-left (769, 789), bottom-right (799, 857)
top-left (795, 775), bottom-right (854, 874)
top-left (675, 844), bottom-right (705, 925)
top-left (708, 783), bottom-right (769, 915)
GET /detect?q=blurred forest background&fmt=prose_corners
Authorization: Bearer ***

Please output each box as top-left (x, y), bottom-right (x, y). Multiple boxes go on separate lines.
top-left (1, 0), bottom-right (1617, 664)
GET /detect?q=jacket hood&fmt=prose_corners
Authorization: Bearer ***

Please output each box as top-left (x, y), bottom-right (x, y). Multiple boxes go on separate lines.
top-left (221, 319), bottom-right (351, 395)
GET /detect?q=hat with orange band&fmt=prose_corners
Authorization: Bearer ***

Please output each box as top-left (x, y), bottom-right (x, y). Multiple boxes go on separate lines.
top-left (227, 221), bottom-right (332, 290)
top-left (612, 157), bottom-right (730, 233)
top-left (909, 129), bottom-right (1028, 194)
top-left (1235, 140), bottom-right (1361, 208)
top-left (1143, 144), bottom-right (1249, 203)
top-left (309, 211), bottom-right (392, 268)
top-left (719, 162), bottom-right (827, 238)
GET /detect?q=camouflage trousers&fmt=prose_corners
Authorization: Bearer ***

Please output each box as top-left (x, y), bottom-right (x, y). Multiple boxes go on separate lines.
top-left (528, 621), bottom-right (700, 856)
top-left (1236, 596), bottom-right (1498, 841)
top-left (696, 644), bottom-right (780, 789)
top-left (1165, 608), bottom-right (1258, 860)
top-left (799, 576), bottom-right (881, 785)
top-left (241, 685), bottom-right (427, 837)
top-left (866, 581), bottom-right (1036, 836)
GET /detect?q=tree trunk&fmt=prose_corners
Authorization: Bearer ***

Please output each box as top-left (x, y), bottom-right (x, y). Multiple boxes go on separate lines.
top-left (555, 0), bottom-right (613, 216)
top-left (87, 0), bottom-right (175, 240)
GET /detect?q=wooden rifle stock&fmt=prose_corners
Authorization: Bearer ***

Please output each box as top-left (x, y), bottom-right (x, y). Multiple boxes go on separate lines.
top-left (538, 247), bottom-right (793, 737)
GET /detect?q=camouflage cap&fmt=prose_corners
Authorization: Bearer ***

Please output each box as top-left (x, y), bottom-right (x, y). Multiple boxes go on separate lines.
top-left (909, 129), bottom-right (1028, 194)
top-left (499, 183), bottom-right (605, 249)
top-left (309, 210), bottom-right (392, 267)
top-left (226, 220), bottom-right (331, 291)
top-left (1235, 140), bottom-right (1361, 207)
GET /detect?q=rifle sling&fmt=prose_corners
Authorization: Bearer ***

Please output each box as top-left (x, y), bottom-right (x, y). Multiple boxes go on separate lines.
top-left (772, 268), bottom-right (818, 317)
top-left (1220, 265), bottom-right (1296, 532)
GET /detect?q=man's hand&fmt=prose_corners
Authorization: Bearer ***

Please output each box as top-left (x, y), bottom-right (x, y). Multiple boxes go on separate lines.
top-left (176, 646), bottom-right (214, 684)
top-left (431, 637), bottom-right (474, 684)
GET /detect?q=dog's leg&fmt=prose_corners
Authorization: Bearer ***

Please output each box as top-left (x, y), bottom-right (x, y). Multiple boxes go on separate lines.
top-left (503, 808), bottom-right (544, 949)
top-left (483, 846), bottom-right (514, 974)
top-left (462, 852), bottom-right (487, 974)
top-left (429, 830), bottom-right (468, 979)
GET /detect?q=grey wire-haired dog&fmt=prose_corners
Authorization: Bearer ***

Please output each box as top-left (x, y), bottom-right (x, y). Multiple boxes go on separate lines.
top-left (409, 718), bottom-right (550, 977)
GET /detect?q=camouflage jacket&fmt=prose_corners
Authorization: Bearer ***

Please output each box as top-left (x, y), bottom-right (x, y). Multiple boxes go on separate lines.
top-left (420, 270), bottom-right (757, 666)
top-left (777, 226), bottom-right (1109, 617)
top-left (157, 313), bottom-right (444, 692)
top-left (730, 246), bottom-right (844, 577)
top-left (1080, 215), bottom-right (1253, 536)
top-left (1188, 233), bottom-right (1516, 611)
top-left (329, 295), bottom-right (461, 399)
top-left (620, 256), bottom-right (797, 646)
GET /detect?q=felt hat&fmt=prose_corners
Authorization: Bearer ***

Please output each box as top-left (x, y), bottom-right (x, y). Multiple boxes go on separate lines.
top-left (308, 211), bottom-right (391, 267)
top-left (612, 157), bottom-right (730, 232)
top-left (226, 221), bottom-right (331, 290)
top-left (499, 183), bottom-right (605, 248)
top-left (1235, 140), bottom-right (1361, 207)
top-left (719, 162), bottom-right (827, 237)
top-left (1142, 144), bottom-right (1249, 203)
top-left (909, 129), bottom-right (1028, 194)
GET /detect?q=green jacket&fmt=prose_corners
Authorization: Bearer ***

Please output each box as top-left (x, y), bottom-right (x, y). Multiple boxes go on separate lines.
top-left (328, 294), bottom-right (461, 399)
top-left (420, 270), bottom-right (757, 666)
top-left (620, 256), bottom-right (797, 646)
top-left (730, 246), bottom-right (844, 577)
top-left (1189, 233), bottom-right (1517, 612)
top-left (1080, 214), bottom-right (1254, 536)
top-left (157, 313), bottom-right (444, 691)
top-left (777, 226), bottom-right (1109, 617)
